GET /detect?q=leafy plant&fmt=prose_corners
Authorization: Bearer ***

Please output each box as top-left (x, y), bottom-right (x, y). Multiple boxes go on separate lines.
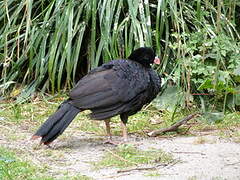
top-left (0, 0), bottom-right (240, 114)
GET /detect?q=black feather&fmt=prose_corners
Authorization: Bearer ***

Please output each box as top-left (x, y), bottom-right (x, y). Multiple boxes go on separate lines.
top-left (33, 47), bottom-right (161, 144)
top-left (34, 102), bottom-right (80, 144)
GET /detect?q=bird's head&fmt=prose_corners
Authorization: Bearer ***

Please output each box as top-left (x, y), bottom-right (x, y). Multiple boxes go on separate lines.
top-left (128, 47), bottom-right (160, 68)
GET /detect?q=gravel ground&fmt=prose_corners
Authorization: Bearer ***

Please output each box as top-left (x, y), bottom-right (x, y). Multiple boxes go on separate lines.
top-left (1, 126), bottom-right (240, 180)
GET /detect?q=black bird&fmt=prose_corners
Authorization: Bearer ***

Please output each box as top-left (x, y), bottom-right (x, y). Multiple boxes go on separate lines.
top-left (32, 47), bottom-right (161, 145)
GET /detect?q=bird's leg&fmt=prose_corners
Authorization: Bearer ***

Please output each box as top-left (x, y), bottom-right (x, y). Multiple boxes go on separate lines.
top-left (104, 119), bottom-right (112, 140)
top-left (120, 114), bottom-right (128, 142)
top-left (104, 119), bottom-right (120, 145)
top-left (120, 120), bottom-right (128, 142)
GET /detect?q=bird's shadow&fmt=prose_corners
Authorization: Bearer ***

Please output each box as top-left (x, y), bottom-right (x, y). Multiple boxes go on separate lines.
top-left (52, 135), bottom-right (119, 150)
top-left (50, 134), bottom-right (143, 150)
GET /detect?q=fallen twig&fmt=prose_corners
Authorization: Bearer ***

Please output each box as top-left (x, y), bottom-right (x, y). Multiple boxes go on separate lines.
top-left (148, 113), bottom-right (201, 137)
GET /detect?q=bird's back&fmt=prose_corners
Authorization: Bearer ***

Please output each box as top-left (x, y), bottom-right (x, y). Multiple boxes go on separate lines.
top-left (69, 59), bottom-right (161, 119)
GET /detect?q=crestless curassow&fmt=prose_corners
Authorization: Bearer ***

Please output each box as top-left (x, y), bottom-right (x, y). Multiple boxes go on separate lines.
top-left (32, 47), bottom-right (161, 145)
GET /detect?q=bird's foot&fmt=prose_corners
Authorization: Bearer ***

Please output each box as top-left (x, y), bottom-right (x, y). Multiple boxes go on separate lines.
top-left (103, 139), bottom-right (121, 145)
top-left (31, 135), bottom-right (41, 140)
top-left (103, 137), bottom-right (129, 145)
top-left (31, 135), bottom-right (52, 148)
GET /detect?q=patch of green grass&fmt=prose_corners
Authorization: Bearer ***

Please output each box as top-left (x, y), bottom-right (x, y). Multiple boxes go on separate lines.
top-left (0, 147), bottom-right (94, 180)
top-left (190, 112), bottom-right (240, 141)
top-left (0, 146), bottom-right (53, 180)
top-left (216, 112), bottom-right (240, 128)
top-left (186, 111), bottom-right (240, 131)
top-left (94, 144), bottom-right (174, 169)
top-left (73, 112), bottom-right (105, 135)
top-left (127, 111), bottom-right (160, 135)
top-left (0, 101), bottom-right (58, 125)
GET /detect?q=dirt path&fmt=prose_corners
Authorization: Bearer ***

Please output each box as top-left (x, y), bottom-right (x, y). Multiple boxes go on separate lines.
top-left (1, 125), bottom-right (240, 180)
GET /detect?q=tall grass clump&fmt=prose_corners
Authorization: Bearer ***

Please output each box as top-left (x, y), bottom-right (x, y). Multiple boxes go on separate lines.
top-left (0, 0), bottom-right (240, 113)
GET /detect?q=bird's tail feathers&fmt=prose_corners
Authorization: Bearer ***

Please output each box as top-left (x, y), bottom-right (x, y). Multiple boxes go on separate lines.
top-left (32, 101), bottom-right (80, 145)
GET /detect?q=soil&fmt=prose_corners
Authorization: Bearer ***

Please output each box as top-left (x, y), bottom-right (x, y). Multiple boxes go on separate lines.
top-left (0, 125), bottom-right (240, 180)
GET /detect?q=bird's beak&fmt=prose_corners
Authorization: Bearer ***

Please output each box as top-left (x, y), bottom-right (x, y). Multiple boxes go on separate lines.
top-left (154, 57), bottom-right (160, 64)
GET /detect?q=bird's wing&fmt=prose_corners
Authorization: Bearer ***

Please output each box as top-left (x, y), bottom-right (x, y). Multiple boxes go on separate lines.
top-left (69, 61), bottom-right (149, 110)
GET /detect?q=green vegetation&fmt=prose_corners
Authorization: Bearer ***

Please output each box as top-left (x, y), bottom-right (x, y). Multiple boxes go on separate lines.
top-left (0, 146), bottom-right (93, 180)
top-left (0, 146), bottom-right (52, 180)
top-left (94, 144), bottom-right (174, 168)
top-left (1, 98), bottom-right (239, 138)
top-left (0, 0), bottom-right (239, 112)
